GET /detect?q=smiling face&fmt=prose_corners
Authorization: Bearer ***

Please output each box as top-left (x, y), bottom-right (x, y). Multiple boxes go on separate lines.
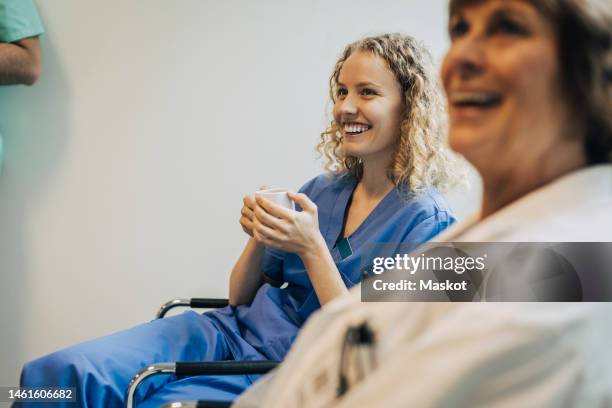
top-left (441, 0), bottom-right (578, 174)
top-left (333, 51), bottom-right (404, 164)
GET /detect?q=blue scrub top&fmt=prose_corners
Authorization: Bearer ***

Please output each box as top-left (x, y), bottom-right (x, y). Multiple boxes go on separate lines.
top-left (206, 173), bottom-right (455, 362)
top-left (0, 0), bottom-right (44, 166)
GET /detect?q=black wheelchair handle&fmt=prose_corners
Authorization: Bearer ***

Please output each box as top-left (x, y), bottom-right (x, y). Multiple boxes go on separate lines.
top-left (157, 298), bottom-right (230, 319)
top-left (190, 298), bottom-right (229, 309)
top-left (175, 360), bottom-right (280, 376)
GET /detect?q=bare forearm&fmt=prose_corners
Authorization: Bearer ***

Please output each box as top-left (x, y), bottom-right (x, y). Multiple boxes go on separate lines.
top-left (0, 38), bottom-right (41, 85)
top-left (300, 236), bottom-right (349, 306)
top-left (228, 238), bottom-right (266, 306)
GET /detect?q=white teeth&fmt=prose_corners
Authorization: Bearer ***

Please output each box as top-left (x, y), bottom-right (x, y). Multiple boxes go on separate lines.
top-left (343, 123), bottom-right (371, 134)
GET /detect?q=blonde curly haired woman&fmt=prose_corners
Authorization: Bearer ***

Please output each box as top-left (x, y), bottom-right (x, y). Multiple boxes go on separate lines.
top-left (18, 34), bottom-right (463, 407)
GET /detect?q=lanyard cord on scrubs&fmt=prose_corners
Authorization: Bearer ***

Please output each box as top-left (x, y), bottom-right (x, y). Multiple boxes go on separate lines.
top-left (334, 185), bottom-right (357, 261)
top-left (336, 321), bottom-right (377, 398)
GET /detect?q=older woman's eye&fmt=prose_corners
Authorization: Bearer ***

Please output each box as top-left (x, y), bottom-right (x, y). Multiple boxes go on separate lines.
top-left (490, 15), bottom-right (529, 36)
top-left (449, 18), bottom-right (469, 40)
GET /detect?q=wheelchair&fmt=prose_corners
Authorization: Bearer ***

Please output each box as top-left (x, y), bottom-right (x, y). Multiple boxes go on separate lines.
top-left (125, 298), bottom-right (280, 408)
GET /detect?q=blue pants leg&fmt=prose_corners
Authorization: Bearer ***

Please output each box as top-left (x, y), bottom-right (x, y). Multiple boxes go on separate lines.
top-left (15, 311), bottom-right (232, 408)
top-left (137, 374), bottom-right (253, 408)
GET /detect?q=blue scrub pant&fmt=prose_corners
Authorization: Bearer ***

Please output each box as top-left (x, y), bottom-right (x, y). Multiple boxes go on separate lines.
top-left (15, 311), bottom-right (255, 408)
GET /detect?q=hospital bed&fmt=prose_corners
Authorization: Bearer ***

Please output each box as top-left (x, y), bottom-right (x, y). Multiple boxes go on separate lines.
top-left (125, 298), bottom-right (279, 408)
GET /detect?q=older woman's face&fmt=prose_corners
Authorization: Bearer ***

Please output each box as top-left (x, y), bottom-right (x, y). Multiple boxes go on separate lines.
top-left (441, 0), bottom-right (570, 170)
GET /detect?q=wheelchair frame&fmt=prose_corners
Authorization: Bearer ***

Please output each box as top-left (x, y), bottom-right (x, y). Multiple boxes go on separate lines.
top-left (125, 298), bottom-right (279, 408)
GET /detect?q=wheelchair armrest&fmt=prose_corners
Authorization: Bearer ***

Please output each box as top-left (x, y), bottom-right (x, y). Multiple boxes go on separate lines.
top-left (156, 298), bottom-right (230, 319)
top-left (126, 360), bottom-right (279, 408)
top-left (175, 360), bottom-right (279, 376)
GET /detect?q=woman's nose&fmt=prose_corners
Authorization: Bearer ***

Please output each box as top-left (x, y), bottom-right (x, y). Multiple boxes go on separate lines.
top-left (337, 94), bottom-right (358, 116)
top-left (442, 35), bottom-right (485, 84)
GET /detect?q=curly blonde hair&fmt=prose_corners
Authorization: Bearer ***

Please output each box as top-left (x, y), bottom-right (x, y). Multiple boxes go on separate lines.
top-left (317, 33), bottom-right (464, 194)
top-left (450, 0), bottom-right (612, 163)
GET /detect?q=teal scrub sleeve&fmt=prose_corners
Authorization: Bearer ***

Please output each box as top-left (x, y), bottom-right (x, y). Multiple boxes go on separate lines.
top-left (0, 0), bottom-right (44, 168)
top-left (0, 0), bottom-right (44, 43)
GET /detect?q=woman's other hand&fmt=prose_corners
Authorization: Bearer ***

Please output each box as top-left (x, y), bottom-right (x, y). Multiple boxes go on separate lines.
top-left (253, 192), bottom-right (325, 259)
top-left (240, 186), bottom-right (268, 237)
top-left (239, 194), bottom-right (257, 237)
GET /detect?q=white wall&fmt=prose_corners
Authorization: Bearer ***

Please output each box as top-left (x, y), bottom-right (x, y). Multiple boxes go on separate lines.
top-left (0, 0), bottom-right (480, 389)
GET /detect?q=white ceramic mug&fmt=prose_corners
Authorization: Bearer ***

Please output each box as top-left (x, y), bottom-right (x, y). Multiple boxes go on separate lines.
top-left (254, 188), bottom-right (295, 210)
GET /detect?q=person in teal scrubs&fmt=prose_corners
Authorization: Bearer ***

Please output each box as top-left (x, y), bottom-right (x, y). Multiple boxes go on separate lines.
top-left (0, 0), bottom-right (44, 168)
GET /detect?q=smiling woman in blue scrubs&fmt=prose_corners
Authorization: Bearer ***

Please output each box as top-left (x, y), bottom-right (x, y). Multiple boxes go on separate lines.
top-left (18, 34), bottom-right (463, 407)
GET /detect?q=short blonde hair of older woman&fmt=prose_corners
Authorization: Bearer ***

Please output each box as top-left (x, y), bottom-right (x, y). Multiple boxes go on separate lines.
top-left (449, 0), bottom-right (612, 164)
top-left (317, 33), bottom-right (465, 194)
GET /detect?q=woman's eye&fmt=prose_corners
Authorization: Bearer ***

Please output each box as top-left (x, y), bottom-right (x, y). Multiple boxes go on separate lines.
top-left (336, 87), bottom-right (348, 98)
top-left (490, 17), bottom-right (528, 36)
top-left (449, 18), bottom-right (469, 40)
top-left (360, 88), bottom-right (377, 96)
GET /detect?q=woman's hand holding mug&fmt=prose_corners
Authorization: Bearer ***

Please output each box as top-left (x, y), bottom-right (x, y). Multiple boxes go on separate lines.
top-left (252, 191), bottom-right (324, 260)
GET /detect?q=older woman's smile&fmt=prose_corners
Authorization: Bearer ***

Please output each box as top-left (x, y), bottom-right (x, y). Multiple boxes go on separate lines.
top-left (449, 90), bottom-right (502, 108)
top-left (448, 88), bottom-right (503, 120)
